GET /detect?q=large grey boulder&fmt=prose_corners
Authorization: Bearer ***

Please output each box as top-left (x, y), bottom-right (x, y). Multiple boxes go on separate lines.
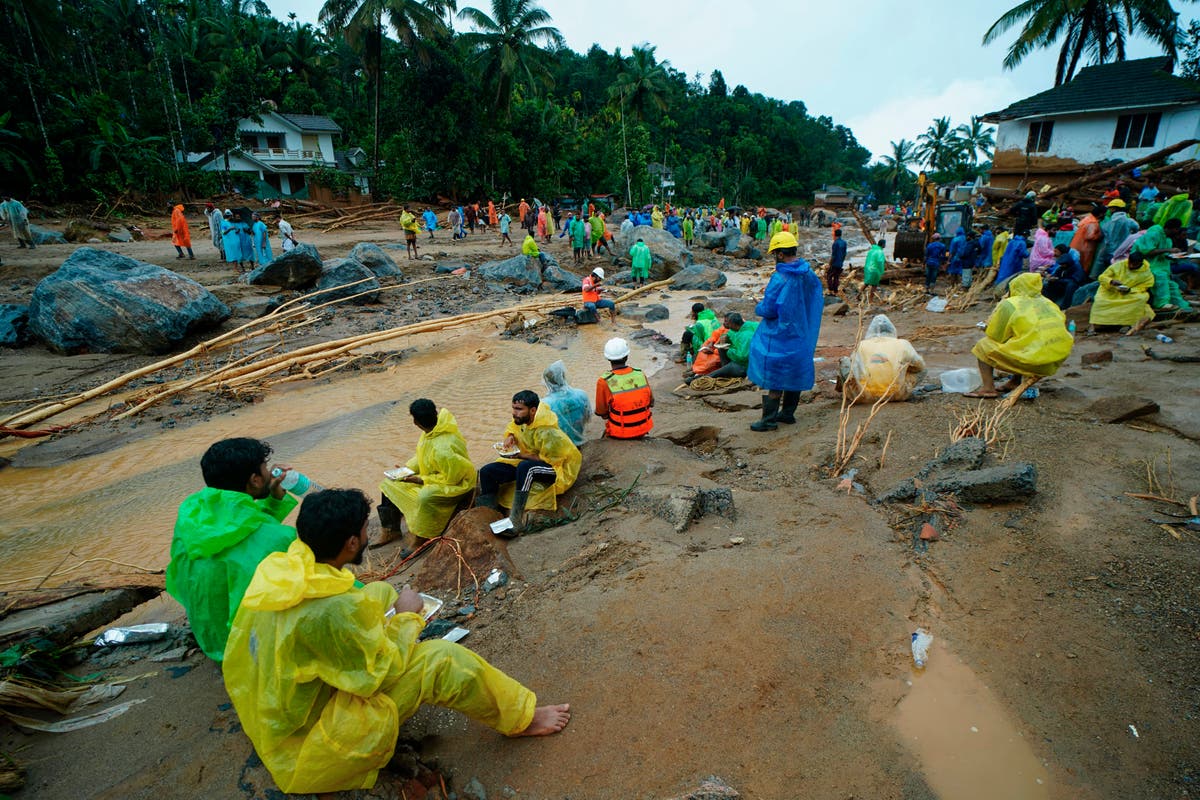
top-left (30, 225), bottom-right (66, 245)
top-left (698, 228), bottom-right (742, 253)
top-left (28, 247), bottom-right (229, 354)
top-left (670, 265), bottom-right (727, 290)
top-left (541, 257), bottom-right (583, 292)
top-left (0, 304), bottom-right (31, 347)
top-left (313, 258), bottom-right (380, 304)
top-left (477, 254), bottom-right (542, 288)
top-left (614, 225), bottom-right (694, 278)
top-left (248, 243), bottom-right (323, 288)
top-left (348, 242), bottom-right (403, 279)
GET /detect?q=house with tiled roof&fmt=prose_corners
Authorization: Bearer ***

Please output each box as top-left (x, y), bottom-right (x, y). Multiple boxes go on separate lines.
top-left (982, 57), bottom-right (1200, 189)
top-left (181, 109), bottom-right (353, 198)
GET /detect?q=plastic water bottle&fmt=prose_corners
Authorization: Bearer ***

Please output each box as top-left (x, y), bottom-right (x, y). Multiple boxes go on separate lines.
top-left (1156, 333), bottom-right (1173, 343)
top-left (1067, 320), bottom-right (1076, 335)
top-left (272, 467), bottom-right (323, 496)
top-left (686, 352), bottom-right (694, 368)
top-left (911, 629), bottom-right (933, 669)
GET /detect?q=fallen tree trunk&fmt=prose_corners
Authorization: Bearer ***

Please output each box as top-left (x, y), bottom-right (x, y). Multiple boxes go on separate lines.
top-left (1041, 139), bottom-right (1199, 199)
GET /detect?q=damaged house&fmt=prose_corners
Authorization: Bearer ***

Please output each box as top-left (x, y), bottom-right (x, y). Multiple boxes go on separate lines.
top-left (983, 57), bottom-right (1200, 190)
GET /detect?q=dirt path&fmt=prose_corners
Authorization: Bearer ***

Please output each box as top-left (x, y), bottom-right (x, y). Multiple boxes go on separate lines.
top-left (0, 219), bottom-right (1197, 799)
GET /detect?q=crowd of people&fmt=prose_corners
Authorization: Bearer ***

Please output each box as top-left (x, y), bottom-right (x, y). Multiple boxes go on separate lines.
top-left (922, 187), bottom-right (1197, 334)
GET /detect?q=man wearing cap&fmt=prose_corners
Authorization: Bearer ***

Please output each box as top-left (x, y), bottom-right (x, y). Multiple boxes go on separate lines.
top-left (582, 267), bottom-right (616, 319)
top-left (595, 337), bottom-right (653, 439)
top-left (629, 237), bottom-right (651, 287)
top-left (827, 226), bottom-right (848, 294)
top-left (924, 233), bottom-right (947, 292)
top-left (1011, 191), bottom-right (1039, 237)
top-left (1096, 199), bottom-right (1139, 278)
top-left (748, 231), bottom-right (823, 431)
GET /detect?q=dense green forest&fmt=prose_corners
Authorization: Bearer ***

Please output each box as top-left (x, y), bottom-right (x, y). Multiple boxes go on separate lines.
top-left (0, 0), bottom-right (882, 207)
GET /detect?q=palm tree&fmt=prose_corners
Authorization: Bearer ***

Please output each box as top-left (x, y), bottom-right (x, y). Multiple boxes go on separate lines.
top-left (880, 139), bottom-right (917, 188)
top-left (915, 117), bottom-right (959, 172)
top-left (457, 0), bottom-right (565, 118)
top-left (320, 0), bottom-right (454, 192)
top-left (608, 45), bottom-right (672, 121)
top-left (983, 0), bottom-right (1182, 86)
top-left (956, 116), bottom-right (996, 167)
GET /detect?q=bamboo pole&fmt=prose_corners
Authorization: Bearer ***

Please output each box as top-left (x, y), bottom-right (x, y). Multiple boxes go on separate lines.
top-left (1041, 139), bottom-right (1199, 199)
top-left (0, 275), bottom-right (448, 430)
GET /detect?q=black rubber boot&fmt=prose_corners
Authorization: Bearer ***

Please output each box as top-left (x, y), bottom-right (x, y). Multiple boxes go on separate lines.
top-left (475, 493), bottom-right (499, 510)
top-left (776, 391), bottom-right (800, 424)
top-left (500, 490), bottom-right (529, 538)
top-left (376, 498), bottom-right (401, 529)
top-left (750, 394), bottom-right (780, 431)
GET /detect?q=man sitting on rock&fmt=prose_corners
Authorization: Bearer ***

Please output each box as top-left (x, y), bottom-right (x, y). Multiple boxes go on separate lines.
top-left (581, 267), bottom-right (616, 321)
top-left (377, 399), bottom-right (476, 549)
top-left (477, 390), bottom-right (581, 535)
top-left (166, 437), bottom-right (298, 661)
top-left (522, 231), bottom-right (549, 268)
top-left (223, 488), bottom-right (570, 795)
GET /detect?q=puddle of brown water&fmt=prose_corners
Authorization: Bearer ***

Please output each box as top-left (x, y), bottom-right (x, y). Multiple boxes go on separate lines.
top-left (895, 639), bottom-right (1052, 799)
top-left (0, 321), bottom-right (669, 587)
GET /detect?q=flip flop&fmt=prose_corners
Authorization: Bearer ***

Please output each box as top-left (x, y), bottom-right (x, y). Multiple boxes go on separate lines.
top-left (963, 390), bottom-right (1001, 399)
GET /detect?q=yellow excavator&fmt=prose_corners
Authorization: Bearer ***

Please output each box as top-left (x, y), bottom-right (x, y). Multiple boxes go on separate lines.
top-left (893, 172), bottom-right (973, 261)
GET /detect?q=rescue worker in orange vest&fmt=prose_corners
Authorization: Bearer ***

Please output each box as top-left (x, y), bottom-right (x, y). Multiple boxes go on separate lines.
top-left (582, 267), bottom-right (616, 322)
top-left (595, 338), bottom-right (654, 439)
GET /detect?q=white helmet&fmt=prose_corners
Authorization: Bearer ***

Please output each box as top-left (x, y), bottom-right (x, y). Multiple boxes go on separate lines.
top-left (592, 267), bottom-right (605, 280)
top-left (603, 337), bottom-right (630, 361)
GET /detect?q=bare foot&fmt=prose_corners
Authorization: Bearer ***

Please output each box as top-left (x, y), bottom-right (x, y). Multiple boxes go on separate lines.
top-left (511, 704), bottom-right (571, 737)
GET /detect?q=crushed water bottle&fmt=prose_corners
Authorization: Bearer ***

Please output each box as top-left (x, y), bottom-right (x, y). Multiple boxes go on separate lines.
top-left (911, 629), bottom-right (933, 669)
top-left (1067, 320), bottom-right (1076, 335)
top-left (272, 467), bottom-right (323, 496)
top-left (1156, 333), bottom-right (1173, 343)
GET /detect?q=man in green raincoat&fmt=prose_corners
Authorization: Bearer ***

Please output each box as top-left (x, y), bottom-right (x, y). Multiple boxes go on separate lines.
top-left (1132, 221), bottom-right (1193, 312)
top-left (167, 438), bottom-right (298, 660)
top-left (629, 237), bottom-right (652, 287)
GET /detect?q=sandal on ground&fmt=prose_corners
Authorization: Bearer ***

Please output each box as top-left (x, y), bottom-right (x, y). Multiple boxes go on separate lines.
top-left (963, 390), bottom-right (1001, 399)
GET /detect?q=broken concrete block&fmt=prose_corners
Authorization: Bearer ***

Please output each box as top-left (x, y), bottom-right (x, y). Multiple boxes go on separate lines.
top-left (915, 437), bottom-right (987, 479)
top-left (1086, 396), bottom-right (1160, 424)
top-left (1080, 350), bottom-right (1113, 366)
top-left (928, 462), bottom-right (1038, 504)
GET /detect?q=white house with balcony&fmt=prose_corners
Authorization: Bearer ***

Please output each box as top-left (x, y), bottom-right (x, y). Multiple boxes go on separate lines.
top-left (982, 57), bottom-right (1200, 190)
top-left (182, 110), bottom-right (348, 198)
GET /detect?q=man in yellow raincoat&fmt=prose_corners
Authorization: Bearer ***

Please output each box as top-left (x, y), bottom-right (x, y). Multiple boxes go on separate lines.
top-left (223, 489), bottom-right (570, 795)
top-left (1089, 250), bottom-right (1156, 333)
top-left (378, 399), bottom-right (476, 547)
top-left (651, 205), bottom-right (665, 229)
top-left (477, 390), bottom-right (581, 535)
top-left (841, 314), bottom-right (925, 401)
top-left (966, 272), bottom-right (1074, 398)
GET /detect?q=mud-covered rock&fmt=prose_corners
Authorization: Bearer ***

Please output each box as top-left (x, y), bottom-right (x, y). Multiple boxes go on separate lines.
top-left (614, 225), bottom-right (693, 278)
top-left (671, 265), bottom-right (727, 290)
top-left (247, 243), bottom-right (323, 288)
top-left (620, 303), bottom-right (670, 322)
top-left (313, 257), bottom-right (380, 304)
top-left (928, 462), bottom-right (1038, 504)
top-left (477, 254), bottom-right (542, 287)
top-left (541, 257), bottom-right (583, 292)
top-left (348, 242), bottom-right (403, 279)
top-left (28, 248), bottom-right (229, 354)
top-left (30, 224), bottom-right (66, 245)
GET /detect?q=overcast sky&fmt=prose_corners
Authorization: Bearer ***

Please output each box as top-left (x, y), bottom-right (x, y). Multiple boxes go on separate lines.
top-left (264, 0), bottom-right (1171, 161)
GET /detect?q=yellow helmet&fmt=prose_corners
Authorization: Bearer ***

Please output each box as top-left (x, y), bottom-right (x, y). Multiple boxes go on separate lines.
top-left (768, 231), bottom-right (798, 252)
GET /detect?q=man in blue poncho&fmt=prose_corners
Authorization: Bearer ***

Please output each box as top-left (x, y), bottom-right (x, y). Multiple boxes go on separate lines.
top-left (747, 231), bottom-right (824, 432)
top-left (541, 360), bottom-right (590, 446)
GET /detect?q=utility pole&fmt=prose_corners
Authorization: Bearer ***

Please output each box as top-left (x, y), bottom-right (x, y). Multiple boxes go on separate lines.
top-left (620, 87), bottom-right (632, 208)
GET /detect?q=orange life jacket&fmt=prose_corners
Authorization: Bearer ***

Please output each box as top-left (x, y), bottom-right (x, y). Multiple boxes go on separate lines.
top-left (582, 277), bottom-right (600, 304)
top-left (603, 367), bottom-right (653, 438)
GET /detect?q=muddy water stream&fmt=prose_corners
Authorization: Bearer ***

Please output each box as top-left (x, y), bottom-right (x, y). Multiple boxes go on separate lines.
top-left (895, 639), bottom-right (1055, 798)
top-left (0, 311), bottom-right (681, 587)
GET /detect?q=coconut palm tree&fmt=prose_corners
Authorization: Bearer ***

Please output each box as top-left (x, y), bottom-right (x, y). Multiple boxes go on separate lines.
top-left (915, 117), bottom-right (959, 172)
top-left (457, 0), bottom-right (565, 118)
top-left (983, 0), bottom-right (1182, 86)
top-left (956, 116), bottom-right (996, 167)
top-left (608, 45), bottom-right (672, 121)
top-left (880, 139), bottom-right (917, 187)
top-left (320, 0), bottom-right (454, 192)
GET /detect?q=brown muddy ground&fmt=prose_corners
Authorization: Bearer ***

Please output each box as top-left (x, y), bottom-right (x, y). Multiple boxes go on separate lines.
top-left (0, 216), bottom-right (1198, 799)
